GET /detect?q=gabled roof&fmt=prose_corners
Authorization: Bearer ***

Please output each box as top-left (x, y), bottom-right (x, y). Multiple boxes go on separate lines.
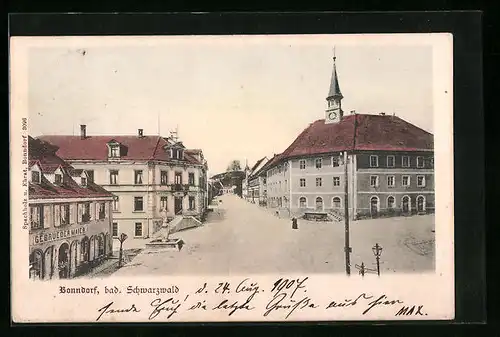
top-left (28, 136), bottom-right (113, 200)
top-left (250, 157), bottom-right (267, 174)
top-left (37, 135), bottom-right (203, 165)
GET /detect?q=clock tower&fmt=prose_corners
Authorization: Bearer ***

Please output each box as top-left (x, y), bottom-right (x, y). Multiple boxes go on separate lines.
top-left (325, 51), bottom-right (343, 124)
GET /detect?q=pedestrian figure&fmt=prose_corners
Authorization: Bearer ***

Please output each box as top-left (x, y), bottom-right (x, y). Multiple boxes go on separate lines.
top-left (292, 217), bottom-right (298, 229)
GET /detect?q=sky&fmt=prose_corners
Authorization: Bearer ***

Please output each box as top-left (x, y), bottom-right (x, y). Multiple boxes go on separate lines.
top-left (27, 36), bottom-right (434, 174)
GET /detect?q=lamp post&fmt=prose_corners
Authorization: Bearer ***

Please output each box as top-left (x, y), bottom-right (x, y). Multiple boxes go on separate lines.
top-left (341, 151), bottom-right (352, 276)
top-left (372, 243), bottom-right (383, 276)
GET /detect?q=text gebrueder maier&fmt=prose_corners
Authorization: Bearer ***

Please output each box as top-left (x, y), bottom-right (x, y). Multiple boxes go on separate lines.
top-left (58, 278), bottom-right (429, 321)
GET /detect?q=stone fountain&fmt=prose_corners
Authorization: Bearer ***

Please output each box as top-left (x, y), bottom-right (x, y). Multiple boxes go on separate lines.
top-left (145, 210), bottom-right (183, 251)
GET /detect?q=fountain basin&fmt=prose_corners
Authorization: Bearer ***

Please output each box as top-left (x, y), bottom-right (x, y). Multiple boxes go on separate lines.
top-left (145, 238), bottom-right (183, 251)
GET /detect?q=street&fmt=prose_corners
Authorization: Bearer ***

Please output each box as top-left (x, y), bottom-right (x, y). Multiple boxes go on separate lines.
top-left (113, 194), bottom-right (435, 276)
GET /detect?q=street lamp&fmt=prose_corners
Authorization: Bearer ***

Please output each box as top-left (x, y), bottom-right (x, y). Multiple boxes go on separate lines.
top-left (340, 151), bottom-right (351, 276)
top-left (372, 243), bottom-right (383, 276)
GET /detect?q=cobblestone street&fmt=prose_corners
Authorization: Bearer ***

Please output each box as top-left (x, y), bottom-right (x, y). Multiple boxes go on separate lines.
top-left (113, 194), bottom-right (435, 276)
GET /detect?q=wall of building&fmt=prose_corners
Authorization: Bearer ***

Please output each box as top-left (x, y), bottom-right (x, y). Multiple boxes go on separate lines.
top-left (29, 198), bottom-right (113, 280)
top-left (68, 160), bottom-right (207, 239)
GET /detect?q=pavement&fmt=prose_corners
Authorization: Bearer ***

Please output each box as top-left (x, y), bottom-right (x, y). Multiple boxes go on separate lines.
top-left (112, 194), bottom-right (435, 276)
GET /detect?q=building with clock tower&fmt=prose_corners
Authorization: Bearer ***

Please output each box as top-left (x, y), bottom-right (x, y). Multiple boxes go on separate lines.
top-left (260, 51), bottom-right (435, 221)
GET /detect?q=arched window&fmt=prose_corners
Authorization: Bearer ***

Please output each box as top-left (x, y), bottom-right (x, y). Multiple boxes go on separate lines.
top-left (402, 196), bottom-right (411, 213)
top-left (315, 197), bottom-right (323, 211)
top-left (370, 196), bottom-right (379, 216)
top-left (299, 197), bottom-right (307, 208)
top-left (387, 196), bottom-right (395, 209)
top-left (417, 195), bottom-right (426, 213)
top-left (98, 235), bottom-right (105, 257)
top-left (332, 197), bottom-right (341, 209)
top-left (29, 250), bottom-right (43, 280)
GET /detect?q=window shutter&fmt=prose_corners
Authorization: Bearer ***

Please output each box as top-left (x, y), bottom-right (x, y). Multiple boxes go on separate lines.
top-left (77, 204), bottom-right (82, 223)
top-left (70, 204), bottom-right (76, 224)
top-left (91, 202), bottom-right (97, 220)
top-left (54, 205), bottom-right (60, 227)
top-left (104, 202), bottom-right (109, 219)
top-left (43, 205), bottom-right (52, 229)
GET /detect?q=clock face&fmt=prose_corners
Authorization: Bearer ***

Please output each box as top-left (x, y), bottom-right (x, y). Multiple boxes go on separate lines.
top-left (328, 111), bottom-right (337, 120)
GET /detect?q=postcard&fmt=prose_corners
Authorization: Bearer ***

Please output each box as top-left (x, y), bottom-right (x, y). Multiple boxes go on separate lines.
top-left (10, 33), bottom-right (454, 322)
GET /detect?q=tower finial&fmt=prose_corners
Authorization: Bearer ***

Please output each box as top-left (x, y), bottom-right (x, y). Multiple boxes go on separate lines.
top-left (333, 46), bottom-right (336, 61)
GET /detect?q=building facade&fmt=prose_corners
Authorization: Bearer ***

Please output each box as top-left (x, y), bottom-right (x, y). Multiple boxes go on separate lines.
top-left (38, 127), bottom-right (208, 242)
top-left (245, 156), bottom-right (269, 203)
top-left (262, 54), bottom-right (434, 220)
top-left (28, 136), bottom-right (114, 280)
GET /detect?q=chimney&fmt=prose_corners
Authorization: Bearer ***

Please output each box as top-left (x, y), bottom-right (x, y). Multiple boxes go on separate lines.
top-left (138, 129), bottom-right (144, 138)
top-left (80, 125), bottom-right (87, 139)
top-left (350, 110), bottom-right (356, 114)
top-left (379, 112), bottom-right (386, 116)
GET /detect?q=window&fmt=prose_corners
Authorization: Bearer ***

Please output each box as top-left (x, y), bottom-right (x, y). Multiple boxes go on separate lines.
top-left (110, 145), bottom-right (120, 158)
top-left (315, 158), bottom-right (322, 169)
top-left (79, 202), bottom-right (91, 222)
top-left (109, 170), bottom-right (119, 185)
top-left (370, 155), bottom-right (379, 168)
top-left (189, 196), bottom-right (196, 210)
top-left (402, 175), bottom-right (410, 187)
top-left (112, 222), bottom-right (118, 237)
top-left (81, 177), bottom-right (87, 186)
top-left (387, 196), bottom-right (395, 209)
top-left (188, 173), bottom-right (195, 185)
top-left (86, 170), bottom-right (94, 182)
top-left (134, 223), bottom-right (143, 237)
top-left (402, 156), bottom-right (410, 167)
top-left (58, 204), bottom-right (70, 225)
top-left (55, 173), bottom-right (63, 184)
top-left (417, 156), bottom-right (424, 168)
top-left (30, 206), bottom-right (44, 229)
top-left (98, 202), bottom-right (106, 219)
top-left (387, 155), bottom-right (395, 167)
top-left (332, 197), bottom-right (341, 208)
top-left (332, 156), bottom-right (339, 167)
top-left (160, 196), bottom-right (168, 211)
top-left (134, 170), bottom-right (143, 185)
top-left (430, 158), bottom-right (434, 168)
top-left (112, 196), bottom-right (119, 212)
top-left (134, 197), bottom-right (144, 212)
top-left (417, 175), bottom-right (426, 187)
top-left (175, 172), bottom-right (182, 184)
top-left (316, 177), bottom-right (322, 187)
top-left (370, 175), bottom-right (379, 187)
top-left (299, 178), bottom-right (306, 187)
top-left (31, 171), bottom-right (40, 184)
top-left (333, 176), bottom-right (340, 186)
top-left (160, 171), bottom-right (168, 185)
top-left (387, 175), bottom-right (395, 187)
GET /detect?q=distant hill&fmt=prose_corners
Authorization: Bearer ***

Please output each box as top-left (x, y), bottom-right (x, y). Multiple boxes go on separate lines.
top-left (211, 170), bottom-right (246, 197)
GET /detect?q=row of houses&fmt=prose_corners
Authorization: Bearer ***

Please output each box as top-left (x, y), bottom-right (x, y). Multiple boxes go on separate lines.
top-left (29, 127), bottom-right (209, 280)
top-left (243, 54), bottom-right (434, 220)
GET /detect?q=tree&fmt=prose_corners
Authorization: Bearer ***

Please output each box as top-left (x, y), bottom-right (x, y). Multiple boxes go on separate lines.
top-left (226, 160), bottom-right (242, 172)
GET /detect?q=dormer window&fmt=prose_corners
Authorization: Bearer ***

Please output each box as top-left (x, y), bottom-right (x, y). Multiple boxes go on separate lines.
top-left (31, 171), bottom-right (41, 184)
top-left (55, 173), bottom-right (63, 185)
top-left (107, 140), bottom-right (121, 159)
top-left (81, 177), bottom-right (87, 187)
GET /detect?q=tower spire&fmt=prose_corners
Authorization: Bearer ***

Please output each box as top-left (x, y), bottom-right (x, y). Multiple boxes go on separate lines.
top-left (327, 47), bottom-right (343, 100)
top-left (325, 47), bottom-right (344, 124)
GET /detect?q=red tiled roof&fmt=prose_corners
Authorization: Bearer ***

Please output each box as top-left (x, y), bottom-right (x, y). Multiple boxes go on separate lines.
top-left (281, 114), bottom-right (433, 159)
top-left (28, 136), bottom-right (114, 200)
top-left (37, 135), bottom-right (203, 165)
